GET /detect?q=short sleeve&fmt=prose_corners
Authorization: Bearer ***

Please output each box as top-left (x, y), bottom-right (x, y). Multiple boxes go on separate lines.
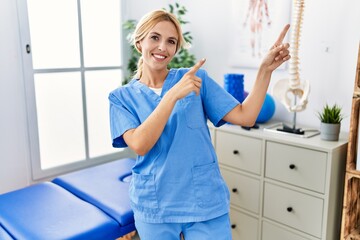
top-left (198, 70), bottom-right (239, 127)
top-left (109, 92), bottom-right (140, 148)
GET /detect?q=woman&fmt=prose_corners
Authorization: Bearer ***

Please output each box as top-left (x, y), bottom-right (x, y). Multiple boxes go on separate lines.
top-left (109, 9), bottom-right (290, 240)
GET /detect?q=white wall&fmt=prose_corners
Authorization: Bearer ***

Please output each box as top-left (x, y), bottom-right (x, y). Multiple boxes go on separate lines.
top-left (0, 0), bottom-right (359, 193)
top-left (126, 0), bottom-right (360, 131)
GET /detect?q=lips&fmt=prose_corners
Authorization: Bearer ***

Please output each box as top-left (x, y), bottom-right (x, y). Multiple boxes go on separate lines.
top-left (152, 53), bottom-right (167, 60)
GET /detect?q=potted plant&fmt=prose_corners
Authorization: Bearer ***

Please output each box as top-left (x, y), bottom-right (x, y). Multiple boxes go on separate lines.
top-left (122, 2), bottom-right (196, 85)
top-left (317, 103), bottom-right (344, 141)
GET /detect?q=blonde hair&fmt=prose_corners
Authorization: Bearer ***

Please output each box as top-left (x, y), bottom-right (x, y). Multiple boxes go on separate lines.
top-left (130, 9), bottom-right (187, 79)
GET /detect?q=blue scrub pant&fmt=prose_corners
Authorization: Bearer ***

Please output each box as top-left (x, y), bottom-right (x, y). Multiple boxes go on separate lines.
top-left (134, 213), bottom-right (231, 240)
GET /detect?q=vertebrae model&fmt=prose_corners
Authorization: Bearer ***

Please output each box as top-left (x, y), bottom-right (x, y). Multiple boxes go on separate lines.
top-left (272, 0), bottom-right (309, 112)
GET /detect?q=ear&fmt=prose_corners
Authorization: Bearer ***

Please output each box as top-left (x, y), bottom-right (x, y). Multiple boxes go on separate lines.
top-left (136, 42), bottom-right (142, 52)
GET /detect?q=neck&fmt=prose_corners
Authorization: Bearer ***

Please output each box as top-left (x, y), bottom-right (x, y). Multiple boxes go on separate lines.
top-left (140, 68), bottom-right (169, 88)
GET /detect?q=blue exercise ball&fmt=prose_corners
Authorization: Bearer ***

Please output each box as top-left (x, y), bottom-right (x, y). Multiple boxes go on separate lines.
top-left (242, 91), bottom-right (275, 123)
top-left (256, 93), bottom-right (276, 123)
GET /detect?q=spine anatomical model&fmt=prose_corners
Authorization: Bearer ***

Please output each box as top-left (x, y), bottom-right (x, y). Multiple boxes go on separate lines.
top-left (272, 0), bottom-right (309, 113)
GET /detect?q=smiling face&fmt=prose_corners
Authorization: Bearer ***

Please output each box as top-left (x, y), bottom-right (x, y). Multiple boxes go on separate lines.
top-left (138, 21), bottom-right (179, 73)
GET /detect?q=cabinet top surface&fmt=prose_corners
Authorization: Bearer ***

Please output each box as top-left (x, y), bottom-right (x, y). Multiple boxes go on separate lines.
top-left (212, 122), bottom-right (348, 152)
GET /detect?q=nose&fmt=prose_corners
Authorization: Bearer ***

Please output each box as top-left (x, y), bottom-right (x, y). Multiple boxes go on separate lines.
top-left (158, 41), bottom-right (166, 51)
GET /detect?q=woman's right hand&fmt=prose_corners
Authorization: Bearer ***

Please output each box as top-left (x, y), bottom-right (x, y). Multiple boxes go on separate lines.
top-left (168, 58), bottom-right (206, 100)
top-left (260, 24), bottom-right (290, 72)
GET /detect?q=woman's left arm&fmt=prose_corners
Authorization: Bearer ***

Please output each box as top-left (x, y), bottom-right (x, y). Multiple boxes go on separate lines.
top-left (223, 24), bottom-right (291, 126)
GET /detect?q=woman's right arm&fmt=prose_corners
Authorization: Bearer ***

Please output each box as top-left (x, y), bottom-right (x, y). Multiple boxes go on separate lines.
top-left (123, 93), bottom-right (177, 156)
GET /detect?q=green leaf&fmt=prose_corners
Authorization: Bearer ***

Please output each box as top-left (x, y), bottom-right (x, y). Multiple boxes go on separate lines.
top-left (317, 104), bottom-right (344, 123)
top-left (169, 4), bottom-right (174, 13)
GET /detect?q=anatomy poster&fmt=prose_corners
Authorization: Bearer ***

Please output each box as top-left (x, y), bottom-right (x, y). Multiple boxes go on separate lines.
top-left (229, 0), bottom-right (291, 68)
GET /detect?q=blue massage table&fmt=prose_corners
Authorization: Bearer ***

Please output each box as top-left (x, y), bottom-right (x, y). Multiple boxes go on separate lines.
top-left (0, 158), bottom-right (136, 240)
top-left (0, 225), bottom-right (12, 240)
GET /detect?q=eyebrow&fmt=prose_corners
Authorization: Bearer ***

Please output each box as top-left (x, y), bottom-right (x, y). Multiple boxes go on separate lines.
top-left (149, 31), bottom-right (178, 42)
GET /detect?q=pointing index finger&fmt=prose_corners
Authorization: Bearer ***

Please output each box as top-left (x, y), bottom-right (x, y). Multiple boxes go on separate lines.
top-left (188, 58), bottom-right (206, 74)
top-left (274, 24), bottom-right (290, 46)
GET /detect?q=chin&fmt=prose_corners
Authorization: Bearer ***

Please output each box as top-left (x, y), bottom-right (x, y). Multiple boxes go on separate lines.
top-left (151, 62), bottom-right (170, 70)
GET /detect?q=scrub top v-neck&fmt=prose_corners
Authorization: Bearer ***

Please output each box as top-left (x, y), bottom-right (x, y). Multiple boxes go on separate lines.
top-left (133, 70), bottom-right (173, 102)
top-left (109, 68), bottom-right (239, 223)
top-left (148, 86), bottom-right (162, 96)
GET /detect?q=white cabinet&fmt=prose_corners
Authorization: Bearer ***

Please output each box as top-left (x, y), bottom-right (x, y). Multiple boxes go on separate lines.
top-left (216, 131), bottom-right (262, 175)
top-left (263, 182), bottom-right (323, 238)
top-left (230, 207), bottom-right (259, 240)
top-left (213, 124), bottom-right (348, 240)
top-left (221, 168), bottom-right (260, 214)
top-left (265, 141), bottom-right (328, 193)
top-left (262, 221), bottom-right (310, 240)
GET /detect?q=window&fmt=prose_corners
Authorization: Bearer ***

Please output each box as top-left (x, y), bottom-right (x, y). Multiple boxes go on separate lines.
top-left (16, 0), bottom-right (132, 179)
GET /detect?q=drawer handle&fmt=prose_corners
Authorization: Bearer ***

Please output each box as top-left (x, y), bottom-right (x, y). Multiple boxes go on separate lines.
top-left (287, 207), bottom-right (293, 212)
top-left (231, 224), bottom-right (237, 229)
top-left (289, 164), bottom-right (296, 170)
top-left (233, 150), bottom-right (239, 155)
top-left (232, 188), bottom-right (238, 193)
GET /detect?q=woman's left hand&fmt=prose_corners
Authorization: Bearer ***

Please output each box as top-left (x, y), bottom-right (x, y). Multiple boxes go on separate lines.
top-left (261, 24), bottom-right (291, 71)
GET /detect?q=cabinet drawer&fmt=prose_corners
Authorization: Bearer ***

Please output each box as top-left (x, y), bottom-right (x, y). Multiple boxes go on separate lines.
top-left (263, 183), bottom-right (323, 238)
top-left (262, 222), bottom-right (311, 240)
top-left (230, 208), bottom-right (259, 240)
top-left (216, 131), bottom-right (262, 174)
top-left (265, 141), bottom-right (327, 193)
top-left (221, 168), bottom-right (260, 213)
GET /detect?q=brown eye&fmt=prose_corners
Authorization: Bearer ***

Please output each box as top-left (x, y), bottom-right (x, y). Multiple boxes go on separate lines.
top-left (151, 35), bottom-right (159, 41)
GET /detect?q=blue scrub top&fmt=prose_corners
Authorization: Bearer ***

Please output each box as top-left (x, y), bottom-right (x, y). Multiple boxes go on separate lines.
top-left (109, 68), bottom-right (239, 223)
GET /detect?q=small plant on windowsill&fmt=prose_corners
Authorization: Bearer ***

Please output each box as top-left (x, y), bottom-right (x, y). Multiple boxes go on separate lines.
top-left (122, 2), bottom-right (196, 85)
top-left (317, 104), bottom-right (344, 141)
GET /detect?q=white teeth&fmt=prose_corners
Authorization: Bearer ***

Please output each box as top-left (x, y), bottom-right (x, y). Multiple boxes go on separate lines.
top-left (153, 54), bottom-right (165, 59)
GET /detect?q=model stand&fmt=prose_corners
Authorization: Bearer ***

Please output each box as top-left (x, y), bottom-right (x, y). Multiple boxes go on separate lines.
top-left (270, 0), bottom-right (319, 137)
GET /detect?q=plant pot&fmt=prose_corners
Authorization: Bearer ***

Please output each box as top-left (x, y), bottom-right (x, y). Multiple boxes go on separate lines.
top-left (320, 122), bottom-right (341, 141)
